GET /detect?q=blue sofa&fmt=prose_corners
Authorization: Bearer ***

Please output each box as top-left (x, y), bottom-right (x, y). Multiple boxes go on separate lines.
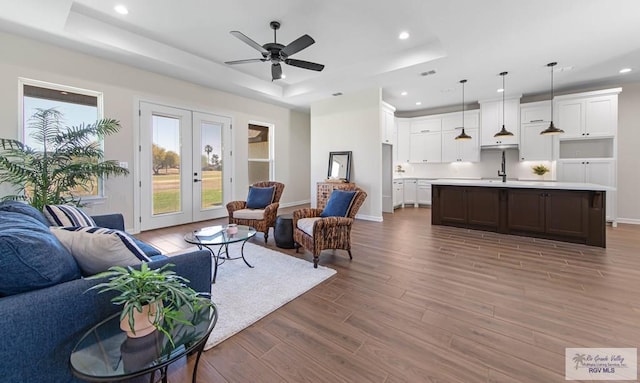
top-left (0, 202), bottom-right (212, 383)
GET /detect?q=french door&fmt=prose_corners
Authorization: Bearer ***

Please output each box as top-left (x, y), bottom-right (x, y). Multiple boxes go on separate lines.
top-left (139, 102), bottom-right (231, 231)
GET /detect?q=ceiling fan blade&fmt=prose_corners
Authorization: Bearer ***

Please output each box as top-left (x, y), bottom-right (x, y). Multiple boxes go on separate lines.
top-left (272, 63), bottom-right (283, 81)
top-left (224, 58), bottom-right (267, 65)
top-left (280, 34), bottom-right (315, 57)
top-left (230, 31), bottom-right (268, 54)
top-left (285, 59), bottom-right (325, 71)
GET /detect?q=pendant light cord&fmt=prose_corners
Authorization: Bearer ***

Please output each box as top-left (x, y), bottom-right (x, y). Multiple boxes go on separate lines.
top-left (502, 73), bottom-right (505, 126)
top-left (550, 64), bottom-right (554, 118)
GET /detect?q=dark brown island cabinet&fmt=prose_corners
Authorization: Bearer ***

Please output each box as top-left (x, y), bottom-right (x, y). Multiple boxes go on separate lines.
top-left (431, 181), bottom-right (607, 247)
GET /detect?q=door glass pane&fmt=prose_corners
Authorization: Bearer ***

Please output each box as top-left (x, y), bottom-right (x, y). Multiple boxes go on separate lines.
top-left (200, 121), bottom-right (223, 209)
top-left (152, 115), bottom-right (181, 215)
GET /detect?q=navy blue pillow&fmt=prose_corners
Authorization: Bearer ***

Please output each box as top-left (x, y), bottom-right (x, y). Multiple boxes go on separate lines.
top-left (246, 186), bottom-right (275, 209)
top-left (0, 201), bottom-right (50, 226)
top-left (133, 238), bottom-right (162, 257)
top-left (321, 190), bottom-right (357, 217)
top-left (0, 211), bottom-right (81, 296)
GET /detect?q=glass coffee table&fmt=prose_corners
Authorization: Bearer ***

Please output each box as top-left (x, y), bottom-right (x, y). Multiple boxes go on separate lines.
top-left (70, 302), bottom-right (217, 383)
top-left (184, 225), bottom-right (257, 283)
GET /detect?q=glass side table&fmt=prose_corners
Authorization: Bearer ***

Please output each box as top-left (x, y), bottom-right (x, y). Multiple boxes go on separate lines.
top-left (184, 225), bottom-right (257, 283)
top-left (70, 302), bottom-right (217, 383)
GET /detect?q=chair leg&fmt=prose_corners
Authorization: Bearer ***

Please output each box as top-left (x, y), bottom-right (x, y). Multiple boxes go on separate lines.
top-left (313, 256), bottom-right (319, 268)
top-left (347, 249), bottom-right (353, 260)
top-left (264, 232), bottom-right (268, 243)
top-left (295, 243), bottom-right (299, 253)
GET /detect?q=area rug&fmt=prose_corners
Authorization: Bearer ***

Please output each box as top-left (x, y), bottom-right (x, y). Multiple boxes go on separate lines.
top-left (204, 242), bottom-right (336, 350)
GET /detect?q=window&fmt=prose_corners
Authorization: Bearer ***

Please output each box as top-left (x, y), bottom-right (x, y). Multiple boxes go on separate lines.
top-left (247, 123), bottom-right (274, 184)
top-left (20, 79), bottom-right (104, 198)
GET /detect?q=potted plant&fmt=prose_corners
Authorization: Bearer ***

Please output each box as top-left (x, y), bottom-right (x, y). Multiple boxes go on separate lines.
top-left (532, 164), bottom-right (550, 179)
top-left (0, 108), bottom-right (128, 210)
top-left (87, 263), bottom-right (213, 346)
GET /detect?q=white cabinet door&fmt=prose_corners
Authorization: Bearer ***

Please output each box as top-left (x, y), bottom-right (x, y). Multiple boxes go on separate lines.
top-left (556, 100), bottom-right (583, 138)
top-left (521, 101), bottom-right (551, 124)
top-left (480, 98), bottom-right (520, 146)
top-left (417, 180), bottom-right (432, 205)
top-left (381, 108), bottom-right (395, 144)
top-left (557, 160), bottom-right (587, 182)
top-left (441, 130), bottom-right (459, 163)
top-left (393, 180), bottom-right (404, 207)
top-left (519, 122), bottom-right (553, 161)
top-left (409, 131), bottom-right (441, 163)
top-left (459, 128), bottom-right (479, 162)
top-left (396, 119), bottom-right (411, 163)
top-left (403, 179), bottom-right (417, 205)
top-left (410, 117), bottom-right (441, 134)
top-left (585, 96), bottom-right (616, 137)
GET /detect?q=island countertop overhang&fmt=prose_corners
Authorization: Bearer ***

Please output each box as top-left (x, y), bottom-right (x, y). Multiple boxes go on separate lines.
top-left (431, 179), bottom-right (611, 191)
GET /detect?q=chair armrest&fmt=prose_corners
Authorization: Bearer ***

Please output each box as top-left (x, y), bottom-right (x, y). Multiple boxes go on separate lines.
top-left (293, 208), bottom-right (323, 227)
top-left (91, 213), bottom-right (125, 230)
top-left (226, 201), bottom-right (247, 216)
top-left (314, 216), bottom-right (354, 232)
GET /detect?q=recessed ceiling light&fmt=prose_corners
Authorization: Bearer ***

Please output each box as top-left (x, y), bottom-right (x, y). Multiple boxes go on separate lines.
top-left (114, 5), bottom-right (129, 15)
top-left (398, 31), bottom-right (410, 40)
top-left (416, 101), bottom-right (422, 106)
top-left (281, 74), bottom-right (286, 79)
top-left (497, 88), bottom-right (504, 93)
top-left (401, 91), bottom-right (408, 96)
top-left (620, 68), bottom-right (632, 74)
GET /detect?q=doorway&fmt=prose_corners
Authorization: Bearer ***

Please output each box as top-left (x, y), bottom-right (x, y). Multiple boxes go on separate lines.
top-left (139, 102), bottom-right (232, 231)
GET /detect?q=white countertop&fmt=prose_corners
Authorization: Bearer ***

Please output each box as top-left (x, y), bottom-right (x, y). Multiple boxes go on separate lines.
top-left (431, 178), bottom-right (612, 191)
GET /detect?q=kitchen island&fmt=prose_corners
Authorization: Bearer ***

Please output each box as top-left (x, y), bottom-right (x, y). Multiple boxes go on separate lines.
top-left (431, 179), bottom-right (608, 247)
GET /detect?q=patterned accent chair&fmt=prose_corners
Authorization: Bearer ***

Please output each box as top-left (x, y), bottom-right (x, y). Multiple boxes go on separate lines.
top-left (226, 181), bottom-right (285, 243)
top-left (293, 188), bottom-right (367, 268)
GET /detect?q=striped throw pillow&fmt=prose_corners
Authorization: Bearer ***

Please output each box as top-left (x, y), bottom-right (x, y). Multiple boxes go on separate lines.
top-left (43, 205), bottom-right (96, 227)
top-left (50, 226), bottom-right (152, 275)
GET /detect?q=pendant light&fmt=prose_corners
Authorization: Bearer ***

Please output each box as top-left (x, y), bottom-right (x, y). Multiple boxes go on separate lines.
top-left (540, 62), bottom-right (564, 135)
top-left (455, 79), bottom-right (472, 140)
top-left (494, 71), bottom-right (514, 137)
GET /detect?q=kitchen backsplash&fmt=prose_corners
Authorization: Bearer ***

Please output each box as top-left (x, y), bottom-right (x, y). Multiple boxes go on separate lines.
top-left (394, 149), bottom-right (555, 181)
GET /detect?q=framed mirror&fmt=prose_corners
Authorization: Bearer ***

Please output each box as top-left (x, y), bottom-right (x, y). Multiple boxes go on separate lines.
top-left (327, 151), bottom-right (352, 182)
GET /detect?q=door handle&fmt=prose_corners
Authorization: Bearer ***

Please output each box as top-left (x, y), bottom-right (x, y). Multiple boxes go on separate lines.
top-left (194, 179), bottom-right (201, 183)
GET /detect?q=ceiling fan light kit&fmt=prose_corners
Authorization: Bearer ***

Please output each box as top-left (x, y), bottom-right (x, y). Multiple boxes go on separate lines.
top-left (225, 21), bottom-right (325, 81)
top-left (494, 71), bottom-right (515, 138)
top-left (540, 61), bottom-right (565, 135)
top-left (455, 79), bottom-right (472, 141)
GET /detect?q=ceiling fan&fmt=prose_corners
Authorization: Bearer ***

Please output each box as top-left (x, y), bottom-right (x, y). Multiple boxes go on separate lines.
top-left (225, 21), bottom-right (325, 81)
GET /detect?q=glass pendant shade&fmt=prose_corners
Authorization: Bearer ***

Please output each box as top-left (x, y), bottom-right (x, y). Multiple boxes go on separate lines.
top-left (540, 62), bottom-right (564, 135)
top-left (494, 71), bottom-right (514, 137)
top-left (455, 79), bottom-right (472, 140)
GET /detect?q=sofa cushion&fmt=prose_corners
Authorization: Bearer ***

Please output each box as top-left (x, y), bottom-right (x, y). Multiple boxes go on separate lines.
top-left (246, 186), bottom-right (275, 209)
top-left (0, 200), bottom-right (50, 226)
top-left (132, 238), bottom-right (163, 257)
top-left (0, 212), bottom-right (81, 296)
top-left (320, 190), bottom-right (356, 217)
top-left (43, 204), bottom-right (96, 227)
top-left (297, 217), bottom-right (322, 236)
top-left (50, 226), bottom-right (151, 275)
top-left (233, 208), bottom-right (265, 220)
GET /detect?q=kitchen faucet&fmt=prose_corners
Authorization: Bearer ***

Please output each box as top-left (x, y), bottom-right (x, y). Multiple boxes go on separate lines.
top-left (497, 150), bottom-right (507, 182)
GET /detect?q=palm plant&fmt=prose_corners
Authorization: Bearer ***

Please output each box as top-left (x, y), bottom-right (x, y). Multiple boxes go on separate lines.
top-left (0, 108), bottom-right (129, 210)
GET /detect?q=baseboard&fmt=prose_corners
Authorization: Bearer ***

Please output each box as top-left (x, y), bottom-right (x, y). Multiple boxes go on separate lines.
top-left (616, 218), bottom-right (640, 225)
top-left (280, 200), bottom-right (310, 208)
top-left (356, 213), bottom-right (383, 222)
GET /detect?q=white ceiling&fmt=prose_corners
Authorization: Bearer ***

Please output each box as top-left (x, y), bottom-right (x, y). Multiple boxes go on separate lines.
top-left (1, 0), bottom-right (639, 113)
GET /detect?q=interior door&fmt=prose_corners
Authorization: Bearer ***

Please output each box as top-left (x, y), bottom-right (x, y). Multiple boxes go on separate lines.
top-left (140, 103), bottom-right (232, 231)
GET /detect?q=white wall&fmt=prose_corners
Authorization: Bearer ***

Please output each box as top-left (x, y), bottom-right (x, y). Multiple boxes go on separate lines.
top-left (617, 81), bottom-right (640, 223)
top-left (310, 88), bottom-right (382, 221)
top-left (0, 31), bottom-right (310, 230)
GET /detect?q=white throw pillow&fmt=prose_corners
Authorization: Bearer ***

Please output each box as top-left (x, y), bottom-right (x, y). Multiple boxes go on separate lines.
top-left (50, 226), bottom-right (151, 275)
top-left (43, 204), bottom-right (96, 227)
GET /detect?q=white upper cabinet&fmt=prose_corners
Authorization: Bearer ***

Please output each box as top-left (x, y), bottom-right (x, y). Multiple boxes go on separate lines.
top-left (555, 89), bottom-right (620, 139)
top-left (409, 116), bottom-right (442, 163)
top-left (519, 102), bottom-right (553, 161)
top-left (441, 110), bottom-right (480, 162)
top-left (396, 118), bottom-right (411, 163)
top-left (480, 97), bottom-right (520, 146)
top-left (381, 102), bottom-right (396, 144)
top-left (410, 117), bottom-right (441, 133)
top-left (521, 101), bottom-right (551, 123)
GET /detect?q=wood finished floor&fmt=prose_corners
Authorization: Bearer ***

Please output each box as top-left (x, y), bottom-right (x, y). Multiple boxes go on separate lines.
top-left (136, 206), bottom-right (640, 383)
